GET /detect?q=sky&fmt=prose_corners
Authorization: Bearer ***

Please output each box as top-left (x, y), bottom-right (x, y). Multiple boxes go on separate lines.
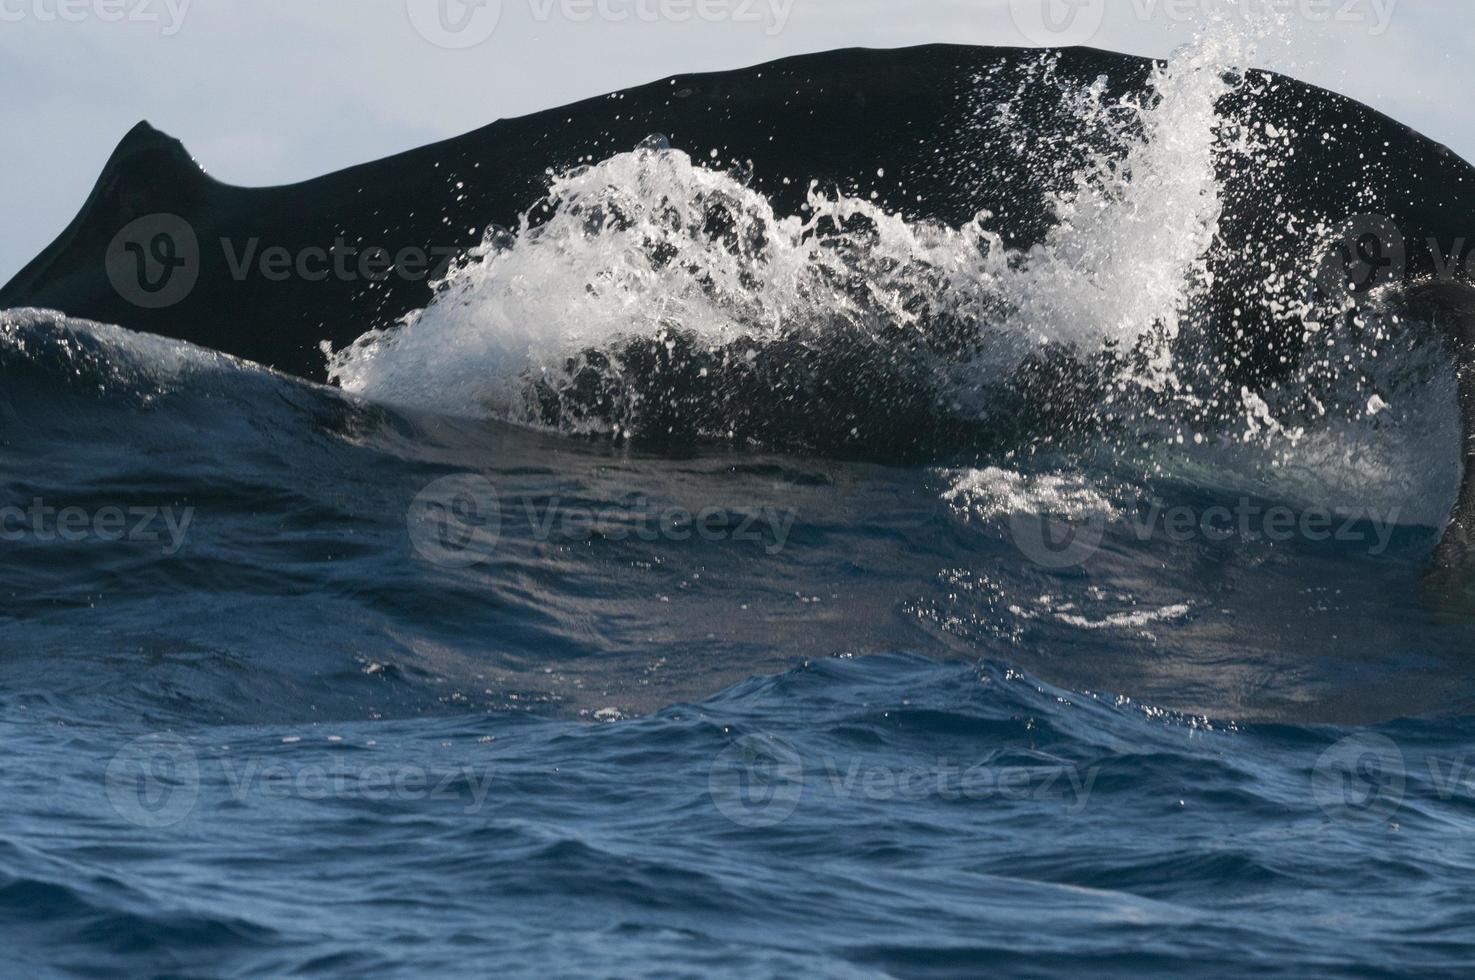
top-left (1, 0), bottom-right (1472, 282)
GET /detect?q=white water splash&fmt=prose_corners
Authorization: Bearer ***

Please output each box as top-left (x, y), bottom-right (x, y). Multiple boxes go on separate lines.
top-left (995, 30), bottom-right (1242, 379)
top-left (324, 15), bottom-right (1460, 520)
top-left (328, 26), bottom-right (1248, 419)
top-left (943, 466), bottom-right (1117, 523)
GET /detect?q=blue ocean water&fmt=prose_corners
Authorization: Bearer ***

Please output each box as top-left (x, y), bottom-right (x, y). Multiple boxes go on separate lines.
top-left (4, 309), bottom-right (1475, 978)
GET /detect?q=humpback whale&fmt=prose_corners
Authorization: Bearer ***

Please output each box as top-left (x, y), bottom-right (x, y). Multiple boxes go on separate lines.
top-left (3, 43), bottom-right (1475, 591)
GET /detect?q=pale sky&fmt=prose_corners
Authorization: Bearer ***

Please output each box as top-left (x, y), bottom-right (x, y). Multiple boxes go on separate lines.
top-left (1, 0), bottom-right (1471, 282)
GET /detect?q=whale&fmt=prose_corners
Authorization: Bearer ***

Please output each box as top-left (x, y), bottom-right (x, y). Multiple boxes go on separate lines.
top-left (3, 43), bottom-right (1475, 594)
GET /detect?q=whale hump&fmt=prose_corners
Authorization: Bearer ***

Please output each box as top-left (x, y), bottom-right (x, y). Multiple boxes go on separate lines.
top-left (1, 121), bottom-right (212, 311)
top-left (1, 44), bottom-right (1154, 377)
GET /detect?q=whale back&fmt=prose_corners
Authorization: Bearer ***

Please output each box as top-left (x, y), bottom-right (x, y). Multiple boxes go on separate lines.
top-left (3, 46), bottom-right (1147, 378)
top-left (5, 46), bottom-right (1473, 378)
top-left (5, 46), bottom-right (1473, 373)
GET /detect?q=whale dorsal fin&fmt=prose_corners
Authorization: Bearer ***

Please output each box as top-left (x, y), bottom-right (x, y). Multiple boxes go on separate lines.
top-left (109, 120), bottom-right (199, 173)
top-left (0, 121), bottom-right (209, 310)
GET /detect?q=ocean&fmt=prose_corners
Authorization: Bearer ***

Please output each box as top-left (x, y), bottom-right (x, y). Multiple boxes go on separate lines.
top-left (3, 307), bottom-right (1475, 977)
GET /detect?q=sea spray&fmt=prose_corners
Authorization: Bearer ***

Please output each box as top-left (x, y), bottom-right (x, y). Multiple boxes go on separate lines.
top-left (325, 14), bottom-right (1460, 521)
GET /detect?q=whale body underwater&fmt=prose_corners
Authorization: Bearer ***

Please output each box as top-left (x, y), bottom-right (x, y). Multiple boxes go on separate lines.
top-left (4, 43), bottom-right (1475, 596)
